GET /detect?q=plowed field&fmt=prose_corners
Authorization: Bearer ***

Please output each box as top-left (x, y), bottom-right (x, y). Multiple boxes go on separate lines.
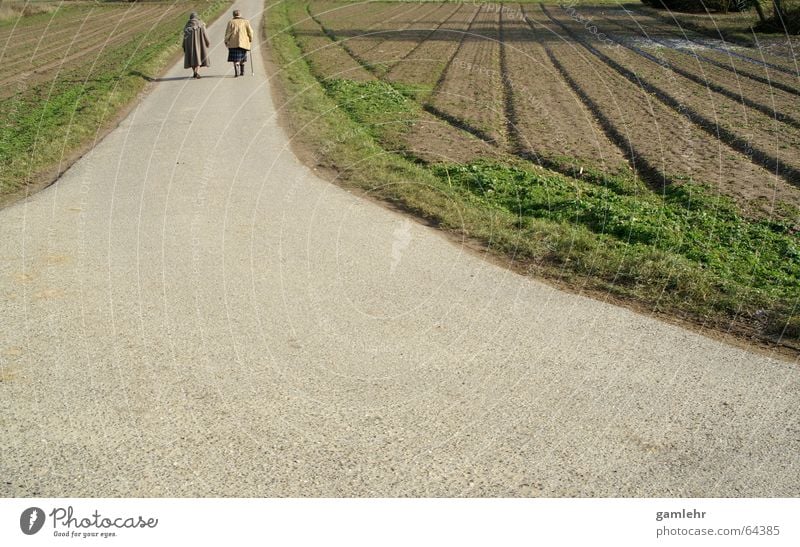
top-left (0, 2), bottom-right (206, 99)
top-left (295, 0), bottom-right (800, 217)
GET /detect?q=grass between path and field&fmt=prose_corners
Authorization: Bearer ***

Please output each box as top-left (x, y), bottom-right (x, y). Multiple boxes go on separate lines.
top-left (265, 0), bottom-right (800, 349)
top-left (0, 0), bottom-right (232, 204)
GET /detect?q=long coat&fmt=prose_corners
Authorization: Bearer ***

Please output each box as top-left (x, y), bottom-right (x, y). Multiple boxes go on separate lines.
top-left (183, 20), bottom-right (211, 68)
top-left (224, 17), bottom-right (253, 50)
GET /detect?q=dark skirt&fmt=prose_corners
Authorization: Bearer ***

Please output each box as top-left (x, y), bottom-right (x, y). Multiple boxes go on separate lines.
top-left (227, 47), bottom-right (248, 63)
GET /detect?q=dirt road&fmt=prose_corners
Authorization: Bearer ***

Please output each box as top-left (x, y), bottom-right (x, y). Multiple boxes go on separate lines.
top-left (0, 0), bottom-right (797, 497)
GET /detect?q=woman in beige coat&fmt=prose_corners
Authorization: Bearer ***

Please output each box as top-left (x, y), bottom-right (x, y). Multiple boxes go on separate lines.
top-left (183, 12), bottom-right (210, 79)
top-left (224, 10), bottom-right (254, 77)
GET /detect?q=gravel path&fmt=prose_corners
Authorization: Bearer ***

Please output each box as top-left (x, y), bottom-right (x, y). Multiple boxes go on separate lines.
top-left (1, 0), bottom-right (797, 497)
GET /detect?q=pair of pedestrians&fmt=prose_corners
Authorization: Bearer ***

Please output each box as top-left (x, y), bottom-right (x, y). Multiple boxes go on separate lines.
top-left (183, 10), bottom-right (254, 79)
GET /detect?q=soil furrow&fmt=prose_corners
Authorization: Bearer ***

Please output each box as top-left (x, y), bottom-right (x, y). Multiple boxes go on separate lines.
top-left (301, 2), bottom-right (496, 162)
top-left (630, 7), bottom-right (800, 76)
top-left (585, 14), bottom-right (800, 130)
top-left (0, 5), bottom-right (176, 97)
top-left (310, 0), bottom-right (408, 29)
top-left (0, 5), bottom-right (111, 51)
top-left (502, 5), bottom-right (630, 176)
top-left (382, 4), bottom-right (463, 74)
top-left (321, 2), bottom-right (442, 73)
top-left (498, 6), bottom-right (521, 155)
top-left (308, 2), bottom-right (428, 75)
top-left (428, 6), bottom-right (507, 148)
top-left (306, 5), bottom-right (381, 76)
top-left (382, 3), bottom-right (464, 73)
top-left (422, 103), bottom-right (499, 146)
top-left (355, 3), bottom-right (458, 74)
top-left (290, 2), bottom-right (374, 82)
top-left (404, 5), bottom-right (512, 150)
top-left (385, 3), bottom-right (480, 87)
top-left (597, 11), bottom-right (800, 98)
top-left (400, 110), bottom-right (502, 163)
top-left (525, 6), bottom-right (800, 211)
top-left (2, 4), bottom-right (166, 74)
top-left (541, 4), bottom-right (800, 187)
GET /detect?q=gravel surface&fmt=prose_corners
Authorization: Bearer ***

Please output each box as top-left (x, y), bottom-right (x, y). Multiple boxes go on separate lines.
top-left (1, 0), bottom-right (798, 497)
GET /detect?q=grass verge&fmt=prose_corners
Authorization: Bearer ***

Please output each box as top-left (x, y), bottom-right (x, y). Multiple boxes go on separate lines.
top-left (266, 0), bottom-right (799, 350)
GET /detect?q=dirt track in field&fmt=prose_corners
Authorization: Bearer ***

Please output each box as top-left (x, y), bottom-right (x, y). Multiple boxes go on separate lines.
top-left (301, 1), bottom-right (800, 216)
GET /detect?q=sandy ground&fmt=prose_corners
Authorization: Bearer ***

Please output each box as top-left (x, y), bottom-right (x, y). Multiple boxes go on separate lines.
top-left (0, 0), bottom-right (798, 497)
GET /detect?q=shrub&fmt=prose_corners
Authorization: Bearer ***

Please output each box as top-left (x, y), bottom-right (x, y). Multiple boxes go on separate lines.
top-left (754, 5), bottom-right (800, 33)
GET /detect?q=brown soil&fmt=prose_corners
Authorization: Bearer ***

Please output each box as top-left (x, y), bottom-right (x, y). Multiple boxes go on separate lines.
top-left (385, 3), bottom-right (480, 87)
top-left (635, 4), bottom-right (800, 72)
top-left (298, 1), bottom-right (800, 215)
top-left (291, 2), bottom-right (374, 82)
top-left (316, 1), bottom-right (440, 71)
top-left (313, 0), bottom-right (406, 31)
top-left (536, 4), bottom-right (800, 215)
top-left (655, 47), bottom-right (800, 116)
top-left (404, 109), bottom-right (505, 164)
top-left (428, 6), bottom-right (507, 148)
top-left (594, 11), bottom-right (800, 116)
top-left (1, 4), bottom-right (164, 68)
top-left (358, 3), bottom-right (462, 72)
top-left (500, 5), bottom-right (630, 174)
top-left (0, 5), bottom-right (103, 47)
top-left (595, 7), bottom-right (800, 94)
top-left (305, 2), bottom-right (493, 163)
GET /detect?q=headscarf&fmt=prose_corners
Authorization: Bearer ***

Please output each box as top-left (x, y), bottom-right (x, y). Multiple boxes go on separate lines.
top-left (185, 12), bottom-right (201, 30)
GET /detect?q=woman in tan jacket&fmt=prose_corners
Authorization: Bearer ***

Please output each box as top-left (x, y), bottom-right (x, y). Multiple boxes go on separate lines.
top-left (224, 10), bottom-right (254, 77)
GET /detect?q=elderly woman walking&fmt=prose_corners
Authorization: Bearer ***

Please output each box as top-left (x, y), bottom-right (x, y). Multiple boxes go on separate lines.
top-left (224, 10), bottom-right (254, 77)
top-left (183, 12), bottom-right (210, 79)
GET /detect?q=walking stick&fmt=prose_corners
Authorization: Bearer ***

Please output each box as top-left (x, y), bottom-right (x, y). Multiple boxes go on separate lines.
top-left (250, 48), bottom-right (254, 76)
